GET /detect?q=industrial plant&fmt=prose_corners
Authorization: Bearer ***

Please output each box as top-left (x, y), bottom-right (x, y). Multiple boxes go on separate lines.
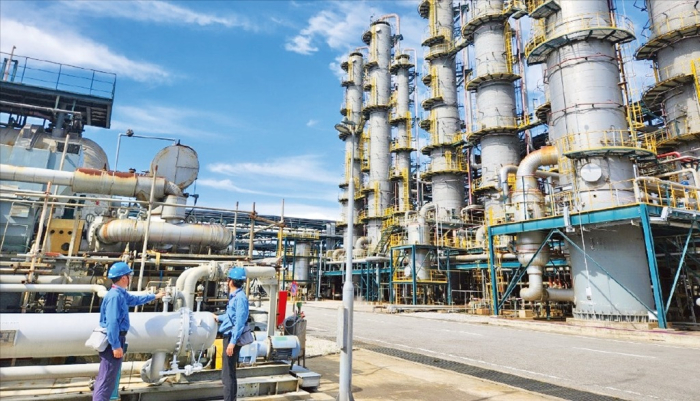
top-left (330, 0), bottom-right (699, 329)
top-left (0, 0), bottom-right (698, 399)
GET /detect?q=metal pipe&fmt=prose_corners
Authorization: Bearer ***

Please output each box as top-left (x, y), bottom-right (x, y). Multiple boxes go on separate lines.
top-left (513, 147), bottom-right (574, 302)
top-left (452, 253), bottom-right (517, 262)
top-left (96, 220), bottom-right (232, 249)
top-left (0, 311), bottom-right (217, 359)
top-left (0, 361), bottom-right (147, 381)
top-left (0, 283), bottom-right (108, 297)
top-left (0, 164), bottom-right (180, 199)
top-left (0, 100), bottom-right (83, 118)
top-left (0, 275), bottom-right (67, 284)
top-left (136, 165), bottom-right (159, 301)
top-left (181, 263), bottom-right (220, 310)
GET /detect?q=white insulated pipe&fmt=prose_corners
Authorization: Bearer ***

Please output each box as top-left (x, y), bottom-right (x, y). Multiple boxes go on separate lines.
top-left (0, 283), bottom-right (108, 297)
top-left (96, 219), bottom-right (232, 249)
top-left (0, 164), bottom-right (182, 199)
top-left (241, 265), bottom-right (278, 337)
top-left (179, 263), bottom-right (221, 310)
top-left (0, 362), bottom-right (147, 382)
top-left (0, 310), bottom-right (217, 359)
top-left (514, 147), bottom-right (574, 302)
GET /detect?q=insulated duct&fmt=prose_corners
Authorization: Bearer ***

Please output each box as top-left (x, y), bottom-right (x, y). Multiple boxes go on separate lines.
top-left (96, 219), bottom-right (232, 250)
top-left (0, 164), bottom-right (182, 200)
top-left (0, 362), bottom-right (146, 382)
top-left (513, 146), bottom-right (573, 302)
top-left (0, 309), bottom-right (216, 359)
top-left (0, 283), bottom-right (108, 298)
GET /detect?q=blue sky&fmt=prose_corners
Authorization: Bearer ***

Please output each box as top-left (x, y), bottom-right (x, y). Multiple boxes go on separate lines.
top-left (0, 0), bottom-right (652, 220)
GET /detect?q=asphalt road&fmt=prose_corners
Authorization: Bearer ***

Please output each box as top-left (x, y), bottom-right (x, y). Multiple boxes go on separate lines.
top-left (302, 305), bottom-right (700, 401)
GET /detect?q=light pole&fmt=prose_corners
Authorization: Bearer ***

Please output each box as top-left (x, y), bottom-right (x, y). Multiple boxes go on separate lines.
top-left (334, 118), bottom-right (361, 401)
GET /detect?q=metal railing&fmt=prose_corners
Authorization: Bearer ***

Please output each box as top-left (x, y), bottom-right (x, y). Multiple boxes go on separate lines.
top-left (653, 58), bottom-right (699, 83)
top-left (556, 129), bottom-right (657, 156)
top-left (656, 116), bottom-right (700, 144)
top-left (1, 52), bottom-right (116, 99)
top-left (525, 12), bottom-right (635, 58)
top-left (644, 9), bottom-right (700, 40)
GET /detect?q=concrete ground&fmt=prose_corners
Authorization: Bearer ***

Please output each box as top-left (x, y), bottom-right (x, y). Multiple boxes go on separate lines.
top-left (305, 349), bottom-right (559, 401)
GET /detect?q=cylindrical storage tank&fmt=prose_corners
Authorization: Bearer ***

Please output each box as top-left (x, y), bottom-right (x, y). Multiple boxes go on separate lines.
top-left (430, 174), bottom-right (464, 220)
top-left (475, 81), bottom-right (517, 129)
top-left (0, 310), bottom-right (217, 359)
top-left (365, 19), bottom-right (393, 245)
top-left (480, 135), bottom-right (519, 189)
top-left (473, 23), bottom-right (510, 77)
top-left (294, 242), bottom-right (310, 281)
top-left (570, 225), bottom-right (655, 321)
top-left (150, 144), bottom-right (199, 191)
top-left (79, 137), bottom-right (110, 170)
top-left (647, 0), bottom-right (699, 38)
top-left (473, 0), bottom-right (504, 17)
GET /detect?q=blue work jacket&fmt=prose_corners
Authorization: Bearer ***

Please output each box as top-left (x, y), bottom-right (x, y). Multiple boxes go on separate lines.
top-left (99, 285), bottom-right (155, 349)
top-left (218, 288), bottom-right (249, 343)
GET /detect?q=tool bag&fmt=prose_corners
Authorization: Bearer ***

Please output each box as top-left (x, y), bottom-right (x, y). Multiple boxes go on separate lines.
top-left (236, 325), bottom-right (254, 347)
top-left (85, 327), bottom-right (109, 352)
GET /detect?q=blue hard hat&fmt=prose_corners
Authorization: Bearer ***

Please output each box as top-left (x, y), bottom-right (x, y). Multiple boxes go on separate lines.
top-left (228, 267), bottom-right (246, 281)
top-left (108, 262), bottom-right (133, 279)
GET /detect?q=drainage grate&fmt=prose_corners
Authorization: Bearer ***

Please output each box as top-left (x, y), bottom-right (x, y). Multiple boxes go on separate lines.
top-left (357, 342), bottom-right (622, 401)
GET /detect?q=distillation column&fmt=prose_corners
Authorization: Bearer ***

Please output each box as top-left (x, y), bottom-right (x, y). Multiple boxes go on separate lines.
top-left (339, 51), bottom-right (365, 238)
top-left (418, 0), bottom-right (467, 220)
top-left (462, 0), bottom-right (522, 218)
top-left (525, 0), bottom-right (656, 321)
top-left (389, 53), bottom-right (416, 215)
top-left (636, 0), bottom-right (700, 157)
top-left (362, 21), bottom-right (394, 248)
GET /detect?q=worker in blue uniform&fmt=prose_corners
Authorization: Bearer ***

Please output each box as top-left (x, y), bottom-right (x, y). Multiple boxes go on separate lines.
top-left (92, 262), bottom-right (164, 401)
top-left (213, 267), bottom-right (250, 401)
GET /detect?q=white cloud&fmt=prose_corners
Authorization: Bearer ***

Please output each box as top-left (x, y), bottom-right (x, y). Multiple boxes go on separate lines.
top-left (109, 104), bottom-right (236, 140)
top-left (0, 19), bottom-right (169, 83)
top-left (60, 0), bottom-right (257, 31)
top-left (285, 35), bottom-right (319, 55)
top-left (197, 179), bottom-right (277, 197)
top-left (306, 119), bottom-right (318, 127)
top-left (208, 155), bottom-right (339, 185)
top-left (285, 3), bottom-right (377, 55)
top-left (252, 202), bottom-right (340, 221)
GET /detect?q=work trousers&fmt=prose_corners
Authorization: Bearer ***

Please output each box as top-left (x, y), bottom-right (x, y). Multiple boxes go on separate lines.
top-left (93, 335), bottom-right (126, 401)
top-left (222, 337), bottom-right (242, 401)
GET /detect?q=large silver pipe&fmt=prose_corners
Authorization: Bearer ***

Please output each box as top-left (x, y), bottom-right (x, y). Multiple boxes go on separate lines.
top-left (0, 283), bottom-right (108, 297)
top-left (0, 362), bottom-right (147, 381)
top-left (96, 219), bottom-right (232, 249)
top-left (180, 263), bottom-right (222, 310)
top-left (514, 147), bottom-right (573, 302)
top-left (0, 310), bottom-right (216, 359)
top-left (0, 164), bottom-right (182, 199)
top-left (452, 253), bottom-right (517, 262)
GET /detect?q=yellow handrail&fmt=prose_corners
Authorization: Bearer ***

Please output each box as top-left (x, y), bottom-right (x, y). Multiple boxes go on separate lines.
top-left (647, 10), bottom-right (700, 39)
top-left (504, 24), bottom-right (514, 75)
top-left (556, 129), bottom-right (656, 155)
top-left (693, 59), bottom-right (700, 110)
top-left (525, 12), bottom-right (635, 58)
